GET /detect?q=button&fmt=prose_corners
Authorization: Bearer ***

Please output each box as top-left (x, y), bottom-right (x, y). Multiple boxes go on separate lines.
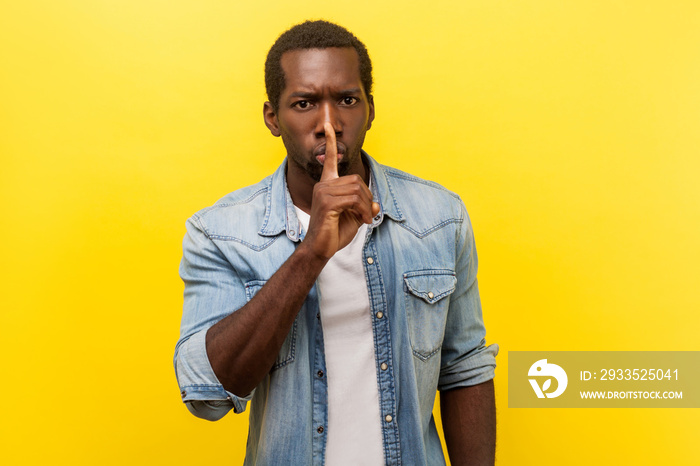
top-left (376, 311), bottom-right (384, 319)
top-left (316, 312), bottom-right (320, 320)
top-left (317, 370), bottom-right (324, 378)
top-left (381, 363), bottom-right (388, 371)
top-left (366, 257), bottom-right (374, 265)
top-left (181, 390), bottom-right (187, 397)
top-left (317, 426), bottom-right (324, 433)
top-left (427, 291), bottom-right (434, 299)
top-left (385, 415), bottom-right (393, 422)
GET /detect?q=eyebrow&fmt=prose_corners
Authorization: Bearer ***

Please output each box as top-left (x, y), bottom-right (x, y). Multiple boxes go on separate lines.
top-left (288, 91), bottom-right (318, 99)
top-left (336, 88), bottom-right (362, 96)
top-left (287, 88), bottom-right (363, 99)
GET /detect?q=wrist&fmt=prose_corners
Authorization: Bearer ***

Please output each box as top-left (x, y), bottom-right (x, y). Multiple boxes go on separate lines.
top-left (294, 240), bottom-right (331, 270)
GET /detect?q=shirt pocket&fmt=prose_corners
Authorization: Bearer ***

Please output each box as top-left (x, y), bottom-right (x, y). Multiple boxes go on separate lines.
top-left (245, 280), bottom-right (297, 371)
top-left (403, 270), bottom-right (457, 361)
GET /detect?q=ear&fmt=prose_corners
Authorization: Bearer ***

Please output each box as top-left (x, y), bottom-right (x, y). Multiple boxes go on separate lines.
top-left (263, 101), bottom-right (281, 137)
top-left (366, 95), bottom-right (375, 131)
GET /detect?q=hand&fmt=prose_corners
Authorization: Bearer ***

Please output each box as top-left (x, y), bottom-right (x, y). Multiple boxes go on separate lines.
top-left (302, 123), bottom-right (381, 261)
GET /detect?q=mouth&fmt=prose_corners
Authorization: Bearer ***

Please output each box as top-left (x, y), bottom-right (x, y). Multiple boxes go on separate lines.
top-left (314, 143), bottom-right (346, 164)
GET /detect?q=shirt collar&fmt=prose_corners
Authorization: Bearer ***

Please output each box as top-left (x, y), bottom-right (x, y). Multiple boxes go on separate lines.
top-left (258, 151), bottom-right (404, 240)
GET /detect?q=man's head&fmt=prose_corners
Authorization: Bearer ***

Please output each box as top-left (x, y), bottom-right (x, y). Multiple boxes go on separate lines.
top-left (263, 21), bottom-right (375, 184)
top-left (264, 20), bottom-right (373, 113)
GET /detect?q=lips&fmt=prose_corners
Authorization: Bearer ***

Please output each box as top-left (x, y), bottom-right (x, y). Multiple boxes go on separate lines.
top-left (314, 142), bottom-right (346, 164)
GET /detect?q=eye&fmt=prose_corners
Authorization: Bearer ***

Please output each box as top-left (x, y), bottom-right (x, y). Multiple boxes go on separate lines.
top-left (341, 96), bottom-right (358, 106)
top-left (293, 100), bottom-right (311, 109)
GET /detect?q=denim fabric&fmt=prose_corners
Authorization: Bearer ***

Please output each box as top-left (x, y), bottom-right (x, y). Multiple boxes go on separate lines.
top-left (174, 153), bottom-right (498, 465)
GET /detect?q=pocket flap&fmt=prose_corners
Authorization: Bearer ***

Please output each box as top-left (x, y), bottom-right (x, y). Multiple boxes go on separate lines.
top-left (403, 270), bottom-right (456, 304)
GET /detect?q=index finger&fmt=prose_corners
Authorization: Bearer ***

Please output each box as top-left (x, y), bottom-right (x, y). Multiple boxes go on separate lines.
top-left (321, 122), bottom-right (338, 181)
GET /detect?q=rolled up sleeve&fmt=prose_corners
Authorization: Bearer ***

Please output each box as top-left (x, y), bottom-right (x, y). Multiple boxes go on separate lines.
top-left (438, 202), bottom-right (499, 391)
top-left (174, 216), bottom-right (255, 418)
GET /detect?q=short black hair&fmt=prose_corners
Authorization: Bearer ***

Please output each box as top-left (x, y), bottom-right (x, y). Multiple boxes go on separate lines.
top-left (265, 20), bottom-right (373, 112)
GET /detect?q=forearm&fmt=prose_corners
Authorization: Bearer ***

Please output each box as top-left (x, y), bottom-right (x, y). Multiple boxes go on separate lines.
top-left (206, 242), bottom-right (327, 397)
top-left (440, 379), bottom-right (496, 466)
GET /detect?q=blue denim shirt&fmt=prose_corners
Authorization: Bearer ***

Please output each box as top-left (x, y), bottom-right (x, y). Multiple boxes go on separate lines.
top-left (174, 153), bottom-right (498, 465)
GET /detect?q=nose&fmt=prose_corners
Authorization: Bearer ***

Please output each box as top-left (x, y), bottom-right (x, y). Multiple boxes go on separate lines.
top-left (315, 101), bottom-right (342, 139)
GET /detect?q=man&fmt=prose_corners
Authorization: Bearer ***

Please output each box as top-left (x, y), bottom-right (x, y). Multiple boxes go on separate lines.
top-left (174, 20), bottom-right (498, 465)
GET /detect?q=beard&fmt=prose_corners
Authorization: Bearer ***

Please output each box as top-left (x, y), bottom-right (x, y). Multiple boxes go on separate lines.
top-left (282, 134), bottom-right (365, 183)
top-left (296, 157), bottom-right (354, 182)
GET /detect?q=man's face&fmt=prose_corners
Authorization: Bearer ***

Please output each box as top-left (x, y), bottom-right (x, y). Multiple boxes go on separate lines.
top-left (264, 47), bottom-right (374, 183)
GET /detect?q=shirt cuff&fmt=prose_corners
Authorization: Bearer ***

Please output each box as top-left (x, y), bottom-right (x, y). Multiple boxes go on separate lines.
top-left (438, 341), bottom-right (499, 391)
top-left (175, 328), bottom-right (254, 415)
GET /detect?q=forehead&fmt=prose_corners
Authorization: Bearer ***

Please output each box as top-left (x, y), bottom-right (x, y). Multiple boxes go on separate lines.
top-left (279, 47), bottom-right (362, 95)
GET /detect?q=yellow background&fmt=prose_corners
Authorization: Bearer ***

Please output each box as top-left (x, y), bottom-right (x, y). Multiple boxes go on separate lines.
top-left (2, 1), bottom-right (698, 464)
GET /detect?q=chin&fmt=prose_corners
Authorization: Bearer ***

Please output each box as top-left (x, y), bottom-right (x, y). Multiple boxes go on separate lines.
top-left (304, 162), bottom-right (324, 182)
top-left (304, 160), bottom-right (352, 182)
top-left (336, 161), bottom-right (353, 177)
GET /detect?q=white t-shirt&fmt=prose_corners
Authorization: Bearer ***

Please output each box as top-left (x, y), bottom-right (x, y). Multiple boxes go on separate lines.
top-left (294, 206), bottom-right (384, 465)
